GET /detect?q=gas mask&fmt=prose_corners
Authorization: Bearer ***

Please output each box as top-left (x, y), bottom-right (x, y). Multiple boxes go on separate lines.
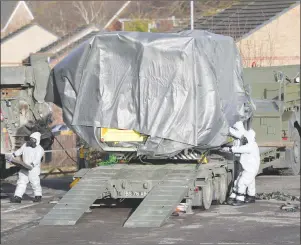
top-left (26, 137), bottom-right (37, 148)
top-left (241, 136), bottom-right (248, 145)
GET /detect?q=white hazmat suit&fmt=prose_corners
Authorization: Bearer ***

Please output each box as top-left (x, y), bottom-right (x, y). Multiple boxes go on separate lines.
top-left (12, 132), bottom-right (44, 202)
top-left (224, 129), bottom-right (260, 205)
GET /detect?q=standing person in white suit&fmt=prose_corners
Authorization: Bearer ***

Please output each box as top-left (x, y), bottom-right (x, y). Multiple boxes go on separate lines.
top-left (226, 121), bottom-right (246, 205)
top-left (223, 129), bottom-right (260, 206)
top-left (9, 132), bottom-right (44, 203)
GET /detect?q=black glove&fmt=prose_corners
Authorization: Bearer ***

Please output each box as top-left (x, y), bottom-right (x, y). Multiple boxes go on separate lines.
top-left (241, 136), bottom-right (248, 145)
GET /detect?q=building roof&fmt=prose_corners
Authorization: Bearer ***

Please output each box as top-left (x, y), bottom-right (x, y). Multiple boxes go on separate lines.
top-left (1, 22), bottom-right (33, 43)
top-left (181, 0), bottom-right (299, 41)
top-left (38, 24), bottom-right (98, 53)
top-left (1, 22), bottom-right (58, 44)
top-left (1, 1), bottom-right (34, 31)
top-left (50, 31), bottom-right (100, 60)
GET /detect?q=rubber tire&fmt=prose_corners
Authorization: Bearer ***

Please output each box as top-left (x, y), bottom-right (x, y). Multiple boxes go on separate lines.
top-left (280, 140), bottom-right (300, 175)
top-left (218, 174), bottom-right (228, 204)
top-left (280, 112), bottom-right (300, 176)
top-left (202, 179), bottom-right (213, 210)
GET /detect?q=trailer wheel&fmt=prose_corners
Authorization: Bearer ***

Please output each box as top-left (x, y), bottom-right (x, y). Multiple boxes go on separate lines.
top-left (281, 139), bottom-right (300, 175)
top-left (201, 179), bottom-right (213, 210)
top-left (218, 174), bottom-right (228, 204)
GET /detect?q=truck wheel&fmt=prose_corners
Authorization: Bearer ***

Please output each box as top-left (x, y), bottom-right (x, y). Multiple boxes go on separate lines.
top-left (201, 179), bottom-right (213, 210)
top-left (218, 174), bottom-right (228, 204)
top-left (281, 112), bottom-right (300, 176)
top-left (280, 139), bottom-right (300, 176)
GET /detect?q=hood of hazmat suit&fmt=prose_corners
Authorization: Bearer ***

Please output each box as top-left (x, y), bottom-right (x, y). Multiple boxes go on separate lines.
top-left (30, 132), bottom-right (41, 146)
top-left (231, 129), bottom-right (260, 173)
top-left (229, 121), bottom-right (246, 139)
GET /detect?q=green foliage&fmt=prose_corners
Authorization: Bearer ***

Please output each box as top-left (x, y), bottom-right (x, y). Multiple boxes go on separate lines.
top-left (123, 19), bottom-right (161, 33)
top-left (97, 154), bottom-right (118, 166)
top-left (150, 28), bottom-right (158, 33)
top-left (124, 20), bottom-right (149, 32)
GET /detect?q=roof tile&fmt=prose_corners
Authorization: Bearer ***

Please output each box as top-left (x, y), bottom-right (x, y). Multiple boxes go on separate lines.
top-left (51, 31), bottom-right (100, 59)
top-left (180, 0), bottom-right (299, 40)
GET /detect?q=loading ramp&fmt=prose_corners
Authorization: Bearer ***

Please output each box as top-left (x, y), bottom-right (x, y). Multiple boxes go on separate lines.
top-left (123, 169), bottom-right (196, 228)
top-left (40, 168), bottom-right (117, 225)
top-left (40, 165), bottom-right (199, 227)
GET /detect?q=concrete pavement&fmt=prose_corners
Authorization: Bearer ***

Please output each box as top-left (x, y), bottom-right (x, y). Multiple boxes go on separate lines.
top-left (1, 175), bottom-right (300, 245)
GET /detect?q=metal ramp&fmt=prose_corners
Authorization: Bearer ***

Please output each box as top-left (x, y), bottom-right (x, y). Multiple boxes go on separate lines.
top-left (123, 170), bottom-right (196, 228)
top-left (40, 169), bottom-right (117, 225)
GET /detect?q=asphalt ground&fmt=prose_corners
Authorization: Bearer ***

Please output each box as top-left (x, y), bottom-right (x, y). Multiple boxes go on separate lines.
top-left (1, 175), bottom-right (300, 245)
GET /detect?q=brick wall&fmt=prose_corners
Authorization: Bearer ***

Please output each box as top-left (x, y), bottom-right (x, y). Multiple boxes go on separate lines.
top-left (107, 20), bottom-right (123, 31)
top-left (237, 4), bottom-right (300, 67)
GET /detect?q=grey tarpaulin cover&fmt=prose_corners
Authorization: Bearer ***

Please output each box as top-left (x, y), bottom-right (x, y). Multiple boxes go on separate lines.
top-left (45, 30), bottom-right (254, 157)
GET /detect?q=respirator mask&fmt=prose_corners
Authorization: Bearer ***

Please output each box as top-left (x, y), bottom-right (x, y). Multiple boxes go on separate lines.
top-left (26, 137), bottom-right (37, 148)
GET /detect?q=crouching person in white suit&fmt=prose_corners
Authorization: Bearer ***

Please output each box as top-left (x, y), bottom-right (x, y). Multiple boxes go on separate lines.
top-left (10, 132), bottom-right (44, 203)
top-left (223, 129), bottom-right (260, 206)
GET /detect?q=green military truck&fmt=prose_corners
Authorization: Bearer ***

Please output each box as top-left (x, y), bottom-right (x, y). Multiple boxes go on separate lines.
top-left (244, 65), bottom-right (300, 175)
top-left (0, 55), bottom-right (53, 179)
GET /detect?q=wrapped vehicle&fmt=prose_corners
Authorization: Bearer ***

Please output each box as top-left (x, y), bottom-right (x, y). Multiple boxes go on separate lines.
top-left (45, 30), bottom-right (254, 158)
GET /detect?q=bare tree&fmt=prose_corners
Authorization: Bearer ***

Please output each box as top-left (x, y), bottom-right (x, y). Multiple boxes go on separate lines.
top-left (28, 1), bottom-right (114, 36)
top-left (28, 0), bottom-right (238, 36)
top-left (72, 1), bottom-right (105, 25)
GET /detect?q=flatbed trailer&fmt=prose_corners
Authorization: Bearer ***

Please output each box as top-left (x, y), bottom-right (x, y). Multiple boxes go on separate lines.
top-left (41, 154), bottom-right (232, 227)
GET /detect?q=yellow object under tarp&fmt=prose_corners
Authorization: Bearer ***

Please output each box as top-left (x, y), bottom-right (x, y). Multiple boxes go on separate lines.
top-left (100, 128), bottom-right (144, 142)
top-left (198, 153), bottom-right (208, 164)
top-left (69, 178), bottom-right (80, 188)
top-left (227, 136), bottom-right (234, 143)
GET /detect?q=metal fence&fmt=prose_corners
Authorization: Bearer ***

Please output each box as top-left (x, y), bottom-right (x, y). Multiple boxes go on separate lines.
top-left (41, 133), bottom-right (78, 178)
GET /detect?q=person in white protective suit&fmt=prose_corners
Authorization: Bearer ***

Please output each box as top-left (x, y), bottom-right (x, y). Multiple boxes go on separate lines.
top-left (226, 121), bottom-right (246, 205)
top-left (223, 129), bottom-right (260, 206)
top-left (9, 132), bottom-right (44, 203)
